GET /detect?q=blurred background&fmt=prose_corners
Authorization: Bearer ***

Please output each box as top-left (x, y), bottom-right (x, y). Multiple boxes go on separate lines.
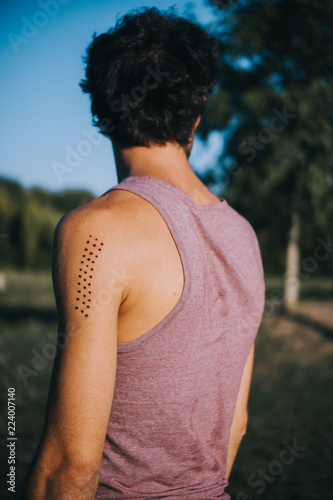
top-left (1, 0), bottom-right (333, 498)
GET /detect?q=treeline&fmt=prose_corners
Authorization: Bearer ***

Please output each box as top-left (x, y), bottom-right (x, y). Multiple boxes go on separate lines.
top-left (0, 177), bottom-right (93, 270)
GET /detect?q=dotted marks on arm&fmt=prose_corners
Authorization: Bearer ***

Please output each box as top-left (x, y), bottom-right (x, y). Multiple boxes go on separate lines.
top-left (75, 236), bottom-right (104, 317)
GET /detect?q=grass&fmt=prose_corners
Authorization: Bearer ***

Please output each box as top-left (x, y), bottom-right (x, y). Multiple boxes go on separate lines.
top-left (0, 270), bottom-right (332, 499)
top-left (229, 310), bottom-right (333, 500)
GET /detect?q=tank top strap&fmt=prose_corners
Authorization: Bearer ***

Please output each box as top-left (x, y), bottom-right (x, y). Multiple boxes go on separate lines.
top-left (108, 175), bottom-right (207, 350)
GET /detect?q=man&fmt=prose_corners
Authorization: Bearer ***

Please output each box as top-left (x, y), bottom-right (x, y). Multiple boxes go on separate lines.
top-left (24, 7), bottom-right (265, 499)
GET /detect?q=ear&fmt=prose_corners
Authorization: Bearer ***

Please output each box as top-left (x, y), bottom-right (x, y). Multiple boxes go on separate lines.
top-left (193, 114), bottom-right (201, 131)
top-left (193, 96), bottom-right (207, 131)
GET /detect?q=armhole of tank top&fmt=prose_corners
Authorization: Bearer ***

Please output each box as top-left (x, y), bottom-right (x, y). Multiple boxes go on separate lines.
top-left (110, 187), bottom-right (192, 353)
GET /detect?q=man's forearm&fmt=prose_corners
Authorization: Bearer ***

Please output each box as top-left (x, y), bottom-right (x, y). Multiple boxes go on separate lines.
top-left (225, 431), bottom-right (246, 480)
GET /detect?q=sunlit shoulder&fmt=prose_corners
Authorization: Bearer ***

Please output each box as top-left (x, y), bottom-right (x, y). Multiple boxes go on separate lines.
top-left (51, 188), bottom-right (143, 320)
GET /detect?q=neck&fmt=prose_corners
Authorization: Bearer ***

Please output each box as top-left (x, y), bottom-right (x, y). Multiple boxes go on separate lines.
top-left (113, 141), bottom-right (198, 187)
top-left (111, 140), bottom-right (220, 205)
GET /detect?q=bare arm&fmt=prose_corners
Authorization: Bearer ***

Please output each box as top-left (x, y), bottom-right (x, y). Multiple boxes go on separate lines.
top-left (23, 208), bottom-right (130, 499)
top-left (225, 343), bottom-right (255, 480)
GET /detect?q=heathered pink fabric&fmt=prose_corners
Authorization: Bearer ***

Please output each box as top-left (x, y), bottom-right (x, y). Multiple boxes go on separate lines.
top-left (95, 175), bottom-right (265, 499)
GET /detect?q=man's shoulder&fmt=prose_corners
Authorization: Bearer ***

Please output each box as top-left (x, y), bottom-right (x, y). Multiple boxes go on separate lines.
top-left (55, 188), bottom-right (143, 237)
top-left (225, 202), bottom-right (258, 242)
top-left (54, 187), bottom-right (157, 266)
top-left (52, 189), bottom-right (149, 303)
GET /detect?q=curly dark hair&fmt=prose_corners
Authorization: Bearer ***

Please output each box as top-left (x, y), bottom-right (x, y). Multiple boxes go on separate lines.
top-left (79, 6), bottom-right (221, 148)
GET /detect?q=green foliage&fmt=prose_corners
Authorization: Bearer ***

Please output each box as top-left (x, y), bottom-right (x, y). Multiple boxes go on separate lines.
top-left (0, 177), bottom-right (94, 270)
top-left (198, 0), bottom-right (333, 274)
top-left (18, 200), bottom-right (43, 269)
top-left (30, 187), bottom-right (93, 215)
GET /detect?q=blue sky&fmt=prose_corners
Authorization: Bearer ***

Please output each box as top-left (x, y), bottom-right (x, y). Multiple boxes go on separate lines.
top-left (0, 0), bottom-right (224, 196)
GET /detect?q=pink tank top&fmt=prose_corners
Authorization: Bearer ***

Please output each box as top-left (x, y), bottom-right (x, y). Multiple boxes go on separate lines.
top-left (95, 175), bottom-right (265, 499)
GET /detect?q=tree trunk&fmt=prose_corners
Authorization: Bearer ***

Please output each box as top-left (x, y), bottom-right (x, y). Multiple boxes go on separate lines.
top-left (284, 204), bottom-right (301, 309)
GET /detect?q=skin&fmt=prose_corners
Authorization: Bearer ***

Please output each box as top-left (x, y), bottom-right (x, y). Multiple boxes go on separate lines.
top-left (225, 344), bottom-right (254, 480)
top-left (23, 115), bottom-right (254, 498)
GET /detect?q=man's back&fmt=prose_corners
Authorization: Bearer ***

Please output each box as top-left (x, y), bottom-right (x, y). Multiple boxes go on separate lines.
top-left (93, 175), bottom-right (265, 499)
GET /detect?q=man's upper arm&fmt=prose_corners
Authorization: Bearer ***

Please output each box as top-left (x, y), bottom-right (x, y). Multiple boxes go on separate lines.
top-left (39, 207), bottom-right (132, 473)
top-left (230, 344), bottom-right (255, 434)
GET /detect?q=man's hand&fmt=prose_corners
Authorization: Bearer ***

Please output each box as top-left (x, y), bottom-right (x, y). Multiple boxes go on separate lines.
top-left (23, 203), bottom-right (132, 499)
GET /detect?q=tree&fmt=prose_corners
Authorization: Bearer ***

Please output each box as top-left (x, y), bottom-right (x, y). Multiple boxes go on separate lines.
top-left (0, 176), bottom-right (94, 270)
top-left (197, 0), bottom-right (333, 308)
